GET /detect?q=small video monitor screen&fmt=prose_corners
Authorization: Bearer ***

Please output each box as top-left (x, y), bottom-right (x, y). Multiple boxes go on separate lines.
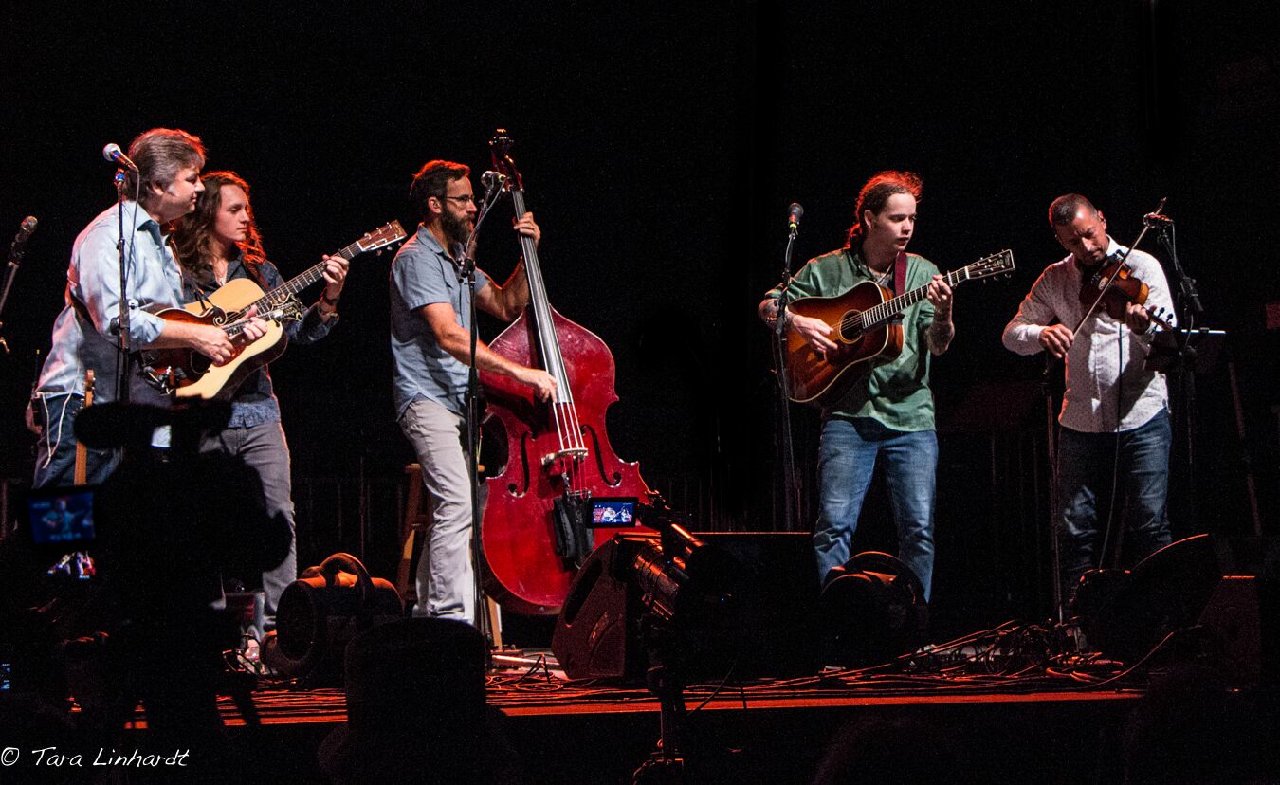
top-left (590, 497), bottom-right (638, 528)
top-left (27, 486), bottom-right (97, 545)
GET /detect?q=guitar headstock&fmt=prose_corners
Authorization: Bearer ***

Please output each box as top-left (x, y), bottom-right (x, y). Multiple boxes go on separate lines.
top-left (967, 249), bottom-right (1016, 282)
top-left (355, 221), bottom-right (408, 254)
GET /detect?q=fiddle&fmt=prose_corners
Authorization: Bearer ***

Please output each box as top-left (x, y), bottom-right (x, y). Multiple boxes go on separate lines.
top-left (1079, 257), bottom-right (1174, 331)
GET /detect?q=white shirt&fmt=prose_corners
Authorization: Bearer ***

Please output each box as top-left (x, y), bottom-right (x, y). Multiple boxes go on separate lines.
top-left (1001, 239), bottom-right (1174, 433)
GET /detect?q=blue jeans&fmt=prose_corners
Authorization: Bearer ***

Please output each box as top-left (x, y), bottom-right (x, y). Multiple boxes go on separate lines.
top-left (1057, 409), bottom-right (1173, 594)
top-left (814, 417), bottom-right (937, 601)
top-left (32, 392), bottom-right (118, 489)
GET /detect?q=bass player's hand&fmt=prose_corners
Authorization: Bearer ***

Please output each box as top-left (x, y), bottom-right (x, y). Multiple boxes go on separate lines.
top-left (513, 212), bottom-right (541, 247)
top-left (515, 366), bottom-right (557, 402)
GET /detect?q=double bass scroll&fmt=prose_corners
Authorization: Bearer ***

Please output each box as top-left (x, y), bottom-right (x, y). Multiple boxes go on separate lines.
top-left (478, 130), bottom-right (654, 615)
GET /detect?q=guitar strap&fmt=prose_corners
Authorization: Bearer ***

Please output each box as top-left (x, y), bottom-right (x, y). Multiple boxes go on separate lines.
top-left (847, 246), bottom-right (907, 318)
top-left (179, 265), bottom-right (214, 310)
top-left (241, 257), bottom-right (269, 290)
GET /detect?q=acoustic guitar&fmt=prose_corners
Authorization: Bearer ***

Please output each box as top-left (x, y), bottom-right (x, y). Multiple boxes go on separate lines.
top-left (785, 249), bottom-right (1015, 407)
top-left (140, 221), bottom-right (406, 399)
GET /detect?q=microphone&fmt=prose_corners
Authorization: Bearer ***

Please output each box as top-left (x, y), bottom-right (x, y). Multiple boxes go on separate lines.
top-left (1143, 196), bottom-right (1171, 229)
top-left (787, 202), bottom-right (804, 231)
top-left (10, 215), bottom-right (37, 258)
top-left (480, 171), bottom-right (507, 203)
top-left (101, 143), bottom-right (138, 172)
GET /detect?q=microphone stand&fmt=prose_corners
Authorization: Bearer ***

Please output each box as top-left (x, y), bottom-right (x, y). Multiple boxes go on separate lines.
top-left (114, 170), bottom-right (133, 403)
top-left (1149, 219), bottom-right (1202, 531)
top-left (1040, 353), bottom-right (1064, 625)
top-left (0, 220), bottom-right (35, 356)
top-left (771, 221), bottom-right (802, 533)
top-left (459, 174), bottom-right (504, 644)
top-left (1148, 219), bottom-right (1259, 534)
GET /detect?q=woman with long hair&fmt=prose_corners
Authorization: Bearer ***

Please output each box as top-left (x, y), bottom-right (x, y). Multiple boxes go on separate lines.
top-left (173, 171), bottom-right (349, 630)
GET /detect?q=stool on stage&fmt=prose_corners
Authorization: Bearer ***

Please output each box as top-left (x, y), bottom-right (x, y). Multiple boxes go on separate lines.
top-left (398, 463), bottom-right (503, 645)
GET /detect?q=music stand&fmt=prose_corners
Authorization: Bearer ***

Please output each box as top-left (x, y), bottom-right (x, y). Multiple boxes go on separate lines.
top-left (1145, 328), bottom-right (1227, 375)
top-left (1145, 327), bottom-right (1227, 536)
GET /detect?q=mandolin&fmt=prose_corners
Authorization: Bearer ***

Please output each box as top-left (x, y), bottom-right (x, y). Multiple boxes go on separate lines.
top-left (139, 221), bottom-right (405, 398)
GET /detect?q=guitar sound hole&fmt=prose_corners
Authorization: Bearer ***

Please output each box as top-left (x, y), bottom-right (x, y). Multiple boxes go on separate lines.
top-left (837, 312), bottom-right (861, 344)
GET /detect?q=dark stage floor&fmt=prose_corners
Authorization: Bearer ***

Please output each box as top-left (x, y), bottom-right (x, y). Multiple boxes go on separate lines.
top-left (172, 651), bottom-right (1151, 785)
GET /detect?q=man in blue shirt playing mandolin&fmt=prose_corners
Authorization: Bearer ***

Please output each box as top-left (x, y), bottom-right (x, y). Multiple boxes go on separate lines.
top-left (30, 129), bottom-right (261, 489)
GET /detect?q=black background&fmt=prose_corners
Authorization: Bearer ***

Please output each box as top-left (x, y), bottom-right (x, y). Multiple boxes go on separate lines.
top-left (2, 1), bottom-right (1277, 635)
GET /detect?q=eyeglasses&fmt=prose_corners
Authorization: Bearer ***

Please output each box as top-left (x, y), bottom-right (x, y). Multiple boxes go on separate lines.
top-left (440, 194), bottom-right (476, 204)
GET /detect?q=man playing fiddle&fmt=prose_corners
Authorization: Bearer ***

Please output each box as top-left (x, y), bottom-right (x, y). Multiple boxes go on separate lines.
top-left (1002, 193), bottom-right (1175, 601)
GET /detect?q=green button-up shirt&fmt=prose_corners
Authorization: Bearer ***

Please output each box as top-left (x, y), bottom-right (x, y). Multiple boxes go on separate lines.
top-left (769, 247), bottom-right (940, 430)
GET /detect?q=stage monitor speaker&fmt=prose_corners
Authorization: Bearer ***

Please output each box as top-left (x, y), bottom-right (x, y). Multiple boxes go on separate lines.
top-left (819, 551), bottom-right (928, 667)
top-left (552, 532), bottom-right (821, 682)
top-left (1192, 568), bottom-right (1274, 686)
top-left (1079, 534), bottom-right (1279, 674)
top-left (1078, 534), bottom-right (1222, 664)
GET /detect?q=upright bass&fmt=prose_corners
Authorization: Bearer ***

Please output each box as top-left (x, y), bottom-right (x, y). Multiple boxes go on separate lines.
top-left (479, 132), bottom-right (653, 615)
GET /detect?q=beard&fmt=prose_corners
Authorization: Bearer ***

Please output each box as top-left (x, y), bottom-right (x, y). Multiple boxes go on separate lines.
top-left (441, 211), bottom-right (474, 248)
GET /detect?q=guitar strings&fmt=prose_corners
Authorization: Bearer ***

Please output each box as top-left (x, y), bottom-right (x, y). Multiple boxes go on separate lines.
top-left (515, 205), bottom-right (587, 464)
top-left (837, 264), bottom-right (977, 336)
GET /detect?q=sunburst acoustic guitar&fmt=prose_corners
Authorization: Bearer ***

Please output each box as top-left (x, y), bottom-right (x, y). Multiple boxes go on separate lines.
top-left (785, 249), bottom-right (1015, 407)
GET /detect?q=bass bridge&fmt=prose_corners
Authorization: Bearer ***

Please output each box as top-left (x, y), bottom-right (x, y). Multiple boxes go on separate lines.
top-left (541, 446), bottom-right (588, 468)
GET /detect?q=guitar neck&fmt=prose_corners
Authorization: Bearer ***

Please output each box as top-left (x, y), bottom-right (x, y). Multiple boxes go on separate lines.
top-left (249, 242), bottom-right (358, 312)
top-left (861, 266), bottom-right (969, 329)
top-left (224, 319), bottom-right (255, 338)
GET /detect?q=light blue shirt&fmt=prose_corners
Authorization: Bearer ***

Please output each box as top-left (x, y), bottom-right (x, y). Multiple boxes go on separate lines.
top-left (36, 200), bottom-right (185, 405)
top-left (389, 225), bottom-right (490, 418)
